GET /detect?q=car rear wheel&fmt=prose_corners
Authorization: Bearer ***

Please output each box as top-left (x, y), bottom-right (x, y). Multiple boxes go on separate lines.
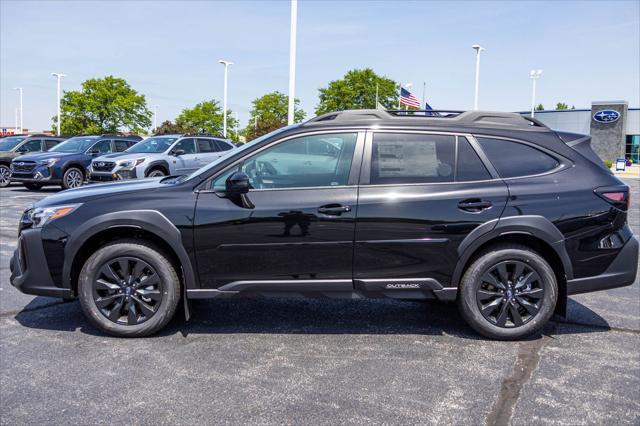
top-left (457, 244), bottom-right (557, 340)
top-left (62, 167), bottom-right (84, 189)
top-left (23, 183), bottom-right (43, 191)
top-left (78, 240), bottom-right (181, 337)
top-left (0, 165), bottom-right (11, 187)
top-left (146, 168), bottom-right (167, 178)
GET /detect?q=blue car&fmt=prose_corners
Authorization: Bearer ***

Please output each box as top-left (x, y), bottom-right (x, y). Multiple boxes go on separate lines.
top-left (10, 134), bottom-right (141, 190)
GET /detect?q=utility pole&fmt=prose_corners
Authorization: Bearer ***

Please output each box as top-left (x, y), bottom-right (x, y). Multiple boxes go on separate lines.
top-left (14, 87), bottom-right (23, 133)
top-left (287, 0), bottom-right (298, 125)
top-left (52, 73), bottom-right (66, 136)
top-left (529, 69), bottom-right (543, 117)
top-left (218, 60), bottom-right (233, 138)
top-left (422, 81), bottom-right (426, 108)
top-left (153, 104), bottom-right (159, 131)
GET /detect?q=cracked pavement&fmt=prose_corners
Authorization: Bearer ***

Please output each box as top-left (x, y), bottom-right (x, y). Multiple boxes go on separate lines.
top-left (1, 179), bottom-right (638, 425)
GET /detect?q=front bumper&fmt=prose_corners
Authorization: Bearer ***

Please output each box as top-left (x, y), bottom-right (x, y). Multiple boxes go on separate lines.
top-left (10, 165), bottom-right (59, 184)
top-left (567, 236), bottom-right (639, 295)
top-left (9, 228), bottom-right (72, 298)
top-left (89, 167), bottom-right (138, 182)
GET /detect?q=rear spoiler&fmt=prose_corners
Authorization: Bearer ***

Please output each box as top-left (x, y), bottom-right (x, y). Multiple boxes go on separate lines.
top-left (555, 131), bottom-right (610, 172)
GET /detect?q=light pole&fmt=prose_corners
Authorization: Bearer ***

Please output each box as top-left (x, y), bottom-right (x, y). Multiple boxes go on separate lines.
top-left (218, 60), bottom-right (233, 138)
top-left (529, 69), bottom-right (543, 117)
top-left (287, 0), bottom-right (298, 125)
top-left (153, 104), bottom-right (159, 131)
top-left (51, 73), bottom-right (66, 136)
top-left (472, 44), bottom-right (484, 110)
top-left (14, 87), bottom-right (23, 133)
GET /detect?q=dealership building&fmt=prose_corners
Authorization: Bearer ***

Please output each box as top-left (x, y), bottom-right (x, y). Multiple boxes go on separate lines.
top-left (520, 101), bottom-right (639, 164)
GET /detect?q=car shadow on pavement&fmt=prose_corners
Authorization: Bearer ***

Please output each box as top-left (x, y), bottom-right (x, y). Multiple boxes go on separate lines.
top-left (13, 296), bottom-right (611, 339)
top-left (6, 186), bottom-right (60, 194)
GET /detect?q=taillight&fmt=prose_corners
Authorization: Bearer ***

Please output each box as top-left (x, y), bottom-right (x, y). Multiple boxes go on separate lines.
top-left (595, 187), bottom-right (630, 210)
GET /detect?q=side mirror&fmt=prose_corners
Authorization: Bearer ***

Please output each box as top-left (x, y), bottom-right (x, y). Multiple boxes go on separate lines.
top-left (225, 172), bottom-right (250, 195)
top-left (172, 149), bottom-right (185, 156)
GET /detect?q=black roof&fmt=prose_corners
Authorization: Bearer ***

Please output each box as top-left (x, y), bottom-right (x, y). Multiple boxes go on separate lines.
top-left (302, 109), bottom-right (550, 132)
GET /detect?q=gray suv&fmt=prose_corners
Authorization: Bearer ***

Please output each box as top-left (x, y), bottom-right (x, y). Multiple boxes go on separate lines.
top-left (89, 134), bottom-right (235, 182)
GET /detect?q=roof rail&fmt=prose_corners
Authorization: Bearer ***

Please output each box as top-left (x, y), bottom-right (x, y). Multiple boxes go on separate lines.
top-left (303, 109), bottom-right (547, 130)
top-left (182, 132), bottom-right (225, 138)
top-left (100, 133), bottom-right (142, 140)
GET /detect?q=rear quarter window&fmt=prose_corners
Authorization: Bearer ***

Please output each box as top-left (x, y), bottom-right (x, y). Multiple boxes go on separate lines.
top-left (476, 137), bottom-right (559, 178)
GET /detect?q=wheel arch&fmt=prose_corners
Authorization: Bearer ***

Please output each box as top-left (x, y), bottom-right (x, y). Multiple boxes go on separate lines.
top-left (63, 210), bottom-right (198, 296)
top-left (62, 162), bottom-right (88, 178)
top-left (145, 160), bottom-right (170, 176)
top-left (452, 215), bottom-right (572, 316)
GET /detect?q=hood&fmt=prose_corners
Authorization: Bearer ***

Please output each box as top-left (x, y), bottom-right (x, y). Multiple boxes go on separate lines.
top-left (0, 151), bottom-right (20, 160)
top-left (35, 177), bottom-right (168, 208)
top-left (93, 152), bottom-right (135, 161)
top-left (15, 151), bottom-right (79, 162)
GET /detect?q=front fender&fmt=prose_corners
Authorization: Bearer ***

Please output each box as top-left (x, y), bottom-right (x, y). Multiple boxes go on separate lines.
top-left (62, 209), bottom-right (197, 290)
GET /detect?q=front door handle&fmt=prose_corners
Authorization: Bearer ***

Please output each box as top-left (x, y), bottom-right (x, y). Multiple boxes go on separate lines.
top-left (318, 204), bottom-right (352, 216)
top-left (458, 199), bottom-right (492, 212)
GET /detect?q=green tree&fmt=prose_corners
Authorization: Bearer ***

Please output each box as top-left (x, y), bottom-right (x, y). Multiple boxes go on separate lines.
top-left (556, 102), bottom-right (569, 110)
top-left (246, 91), bottom-right (305, 140)
top-left (175, 100), bottom-right (237, 139)
top-left (153, 120), bottom-right (193, 135)
top-left (535, 104), bottom-right (545, 111)
top-left (315, 68), bottom-right (398, 115)
top-left (53, 76), bottom-right (151, 134)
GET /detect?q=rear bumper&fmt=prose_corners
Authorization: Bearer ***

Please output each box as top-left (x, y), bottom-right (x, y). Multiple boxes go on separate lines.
top-left (567, 236), bottom-right (639, 295)
top-left (9, 228), bottom-right (72, 298)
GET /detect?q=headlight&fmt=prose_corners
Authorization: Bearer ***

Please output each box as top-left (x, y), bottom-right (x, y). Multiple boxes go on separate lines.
top-left (117, 158), bottom-right (145, 170)
top-left (28, 204), bottom-right (82, 228)
top-left (40, 158), bottom-right (59, 166)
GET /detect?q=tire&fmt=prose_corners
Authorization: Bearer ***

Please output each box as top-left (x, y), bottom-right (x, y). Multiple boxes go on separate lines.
top-left (457, 244), bottom-right (557, 340)
top-left (62, 167), bottom-right (84, 189)
top-left (78, 240), bottom-right (181, 337)
top-left (23, 183), bottom-right (43, 191)
top-left (0, 164), bottom-right (11, 187)
top-left (146, 167), bottom-right (167, 178)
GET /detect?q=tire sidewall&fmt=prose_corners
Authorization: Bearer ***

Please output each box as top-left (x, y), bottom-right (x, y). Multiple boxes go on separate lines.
top-left (78, 242), bottom-right (180, 337)
top-left (62, 167), bottom-right (84, 189)
top-left (146, 168), bottom-right (166, 178)
top-left (458, 247), bottom-right (557, 340)
top-left (0, 164), bottom-right (10, 187)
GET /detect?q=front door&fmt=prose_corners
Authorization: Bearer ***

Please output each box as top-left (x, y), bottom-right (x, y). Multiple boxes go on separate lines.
top-left (172, 138), bottom-right (199, 174)
top-left (354, 131), bottom-right (508, 289)
top-left (193, 131), bottom-right (364, 289)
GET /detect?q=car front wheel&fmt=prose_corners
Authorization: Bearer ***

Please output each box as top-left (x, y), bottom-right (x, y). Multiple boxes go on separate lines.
top-left (0, 164), bottom-right (11, 187)
top-left (78, 240), bottom-right (181, 337)
top-left (62, 167), bottom-right (84, 189)
top-left (457, 244), bottom-right (557, 340)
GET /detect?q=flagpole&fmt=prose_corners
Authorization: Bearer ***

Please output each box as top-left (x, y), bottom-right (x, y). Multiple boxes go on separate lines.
top-left (375, 82), bottom-right (379, 108)
top-left (422, 82), bottom-right (426, 109)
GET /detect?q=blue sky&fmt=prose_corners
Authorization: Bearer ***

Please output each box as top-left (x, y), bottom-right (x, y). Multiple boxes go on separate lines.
top-left (1, 0), bottom-right (639, 132)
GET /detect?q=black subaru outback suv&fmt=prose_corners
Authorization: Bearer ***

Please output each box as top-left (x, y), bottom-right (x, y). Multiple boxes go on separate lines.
top-left (10, 110), bottom-right (637, 339)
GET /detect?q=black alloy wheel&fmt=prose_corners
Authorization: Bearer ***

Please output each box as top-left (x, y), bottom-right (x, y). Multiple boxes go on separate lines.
top-left (92, 257), bottom-right (163, 325)
top-left (475, 260), bottom-right (544, 328)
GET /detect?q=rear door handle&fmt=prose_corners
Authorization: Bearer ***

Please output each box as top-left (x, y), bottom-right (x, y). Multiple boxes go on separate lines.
top-left (318, 204), bottom-right (352, 216)
top-left (458, 199), bottom-right (492, 212)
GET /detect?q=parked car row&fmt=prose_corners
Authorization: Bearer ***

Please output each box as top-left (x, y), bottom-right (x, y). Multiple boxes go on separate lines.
top-left (0, 133), bottom-right (235, 190)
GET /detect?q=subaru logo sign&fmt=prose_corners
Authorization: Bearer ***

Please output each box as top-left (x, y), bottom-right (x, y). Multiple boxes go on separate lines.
top-left (97, 162), bottom-right (104, 167)
top-left (593, 110), bottom-right (620, 123)
top-left (16, 162), bottom-right (24, 166)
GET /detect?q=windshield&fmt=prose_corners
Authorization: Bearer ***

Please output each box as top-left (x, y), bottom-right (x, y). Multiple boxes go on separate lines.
top-left (181, 125), bottom-right (297, 182)
top-left (127, 137), bottom-right (177, 153)
top-left (50, 136), bottom-right (99, 153)
top-left (0, 136), bottom-right (26, 151)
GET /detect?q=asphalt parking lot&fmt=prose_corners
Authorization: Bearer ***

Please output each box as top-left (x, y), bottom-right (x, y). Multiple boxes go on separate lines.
top-left (1, 179), bottom-right (638, 425)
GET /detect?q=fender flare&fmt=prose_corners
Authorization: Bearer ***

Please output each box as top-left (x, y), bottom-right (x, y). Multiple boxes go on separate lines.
top-left (451, 215), bottom-right (573, 286)
top-left (62, 210), bottom-right (197, 291)
top-left (145, 160), bottom-right (171, 176)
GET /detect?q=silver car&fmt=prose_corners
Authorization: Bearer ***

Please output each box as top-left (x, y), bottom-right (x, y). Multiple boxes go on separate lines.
top-left (89, 134), bottom-right (235, 182)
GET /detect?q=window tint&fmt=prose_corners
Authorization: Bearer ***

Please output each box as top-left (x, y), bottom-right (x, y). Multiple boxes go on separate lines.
top-left (45, 139), bottom-right (60, 150)
top-left (91, 139), bottom-right (112, 154)
top-left (212, 133), bottom-right (358, 190)
top-left (174, 138), bottom-right (196, 154)
top-left (476, 137), bottom-right (559, 178)
top-left (456, 137), bottom-right (491, 181)
top-left (197, 139), bottom-right (216, 153)
top-left (22, 139), bottom-right (42, 152)
top-left (114, 140), bottom-right (130, 152)
top-left (214, 140), bottom-right (233, 151)
top-left (370, 133), bottom-right (455, 184)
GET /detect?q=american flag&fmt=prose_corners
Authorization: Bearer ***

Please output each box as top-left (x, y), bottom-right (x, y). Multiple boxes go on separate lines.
top-left (400, 87), bottom-right (420, 108)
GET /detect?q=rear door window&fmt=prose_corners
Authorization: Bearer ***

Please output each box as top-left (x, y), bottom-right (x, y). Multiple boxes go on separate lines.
top-left (45, 139), bottom-right (60, 150)
top-left (370, 133), bottom-right (455, 184)
top-left (214, 140), bottom-right (233, 151)
top-left (114, 140), bottom-right (130, 152)
top-left (456, 137), bottom-right (491, 181)
top-left (197, 139), bottom-right (216, 153)
top-left (476, 137), bottom-right (559, 178)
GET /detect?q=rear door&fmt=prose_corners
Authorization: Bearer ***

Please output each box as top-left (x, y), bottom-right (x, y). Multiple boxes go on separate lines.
top-left (353, 131), bottom-right (508, 291)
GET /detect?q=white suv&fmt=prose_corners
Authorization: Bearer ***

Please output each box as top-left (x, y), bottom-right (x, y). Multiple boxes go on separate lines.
top-left (89, 134), bottom-right (235, 182)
